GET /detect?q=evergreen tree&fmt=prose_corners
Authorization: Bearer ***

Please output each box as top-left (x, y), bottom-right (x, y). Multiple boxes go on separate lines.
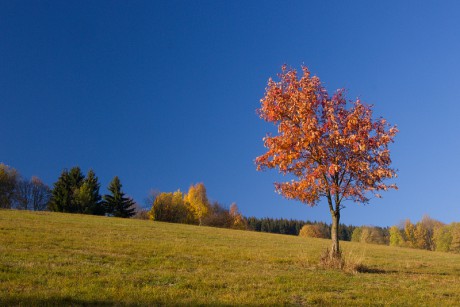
top-left (104, 176), bottom-right (135, 218)
top-left (75, 170), bottom-right (104, 215)
top-left (49, 169), bottom-right (72, 212)
top-left (50, 167), bottom-right (103, 215)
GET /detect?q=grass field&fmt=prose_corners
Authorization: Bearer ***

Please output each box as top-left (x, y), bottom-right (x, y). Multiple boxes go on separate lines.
top-left (1, 210), bottom-right (460, 306)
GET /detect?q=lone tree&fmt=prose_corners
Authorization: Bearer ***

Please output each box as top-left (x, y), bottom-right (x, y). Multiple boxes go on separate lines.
top-left (104, 176), bottom-right (135, 218)
top-left (256, 65), bottom-right (398, 259)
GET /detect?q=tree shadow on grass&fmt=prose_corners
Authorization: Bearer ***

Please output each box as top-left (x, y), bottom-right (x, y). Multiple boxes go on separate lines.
top-left (0, 297), bottom-right (146, 306)
top-left (356, 267), bottom-right (397, 274)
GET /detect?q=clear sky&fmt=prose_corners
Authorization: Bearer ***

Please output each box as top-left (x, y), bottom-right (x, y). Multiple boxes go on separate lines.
top-left (1, 1), bottom-right (459, 227)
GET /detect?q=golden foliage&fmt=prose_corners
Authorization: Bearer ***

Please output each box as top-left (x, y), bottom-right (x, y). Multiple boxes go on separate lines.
top-left (184, 183), bottom-right (210, 226)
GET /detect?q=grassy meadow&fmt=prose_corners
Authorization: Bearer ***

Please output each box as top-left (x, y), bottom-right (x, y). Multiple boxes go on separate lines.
top-left (1, 210), bottom-right (460, 306)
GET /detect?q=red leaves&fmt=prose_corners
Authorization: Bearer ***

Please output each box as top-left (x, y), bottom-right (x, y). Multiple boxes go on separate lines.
top-left (256, 65), bottom-right (398, 207)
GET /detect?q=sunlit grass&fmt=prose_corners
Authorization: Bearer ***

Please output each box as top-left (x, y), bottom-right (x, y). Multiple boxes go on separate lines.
top-left (1, 209), bottom-right (460, 305)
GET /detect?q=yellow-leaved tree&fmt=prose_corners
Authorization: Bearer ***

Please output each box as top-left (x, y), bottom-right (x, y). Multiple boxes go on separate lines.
top-left (184, 183), bottom-right (209, 225)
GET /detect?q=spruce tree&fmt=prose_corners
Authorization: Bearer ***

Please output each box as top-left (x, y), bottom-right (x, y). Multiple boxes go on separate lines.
top-left (50, 167), bottom-right (103, 214)
top-left (68, 167), bottom-right (84, 212)
top-left (103, 176), bottom-right (135, 218)
top-left (49, 169), bottom-right (72, 212)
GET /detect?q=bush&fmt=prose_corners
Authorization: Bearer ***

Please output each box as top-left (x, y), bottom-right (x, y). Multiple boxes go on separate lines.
top-left (299, 224), bottom-right (329, 239)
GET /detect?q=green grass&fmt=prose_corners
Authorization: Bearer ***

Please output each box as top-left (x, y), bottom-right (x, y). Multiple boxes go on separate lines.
top-left (1, 210), bottom-right (460, 306)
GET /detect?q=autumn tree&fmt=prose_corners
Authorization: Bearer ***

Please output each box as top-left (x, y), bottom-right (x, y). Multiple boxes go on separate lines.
top-left (229, 203), bottom-right (247, 229)
top-left (450, 223), bottom-right (460, 253)
top-left (389, 226), bottom-right (405, 247)
top-left (184, 183), bottom-right (210, 225)
top-left (256, 65), bottom-right (398, 259)
top-left (433, 224), bottom-right (453, 252)
top-left (359, 226), bottom-right (387, 245)
top-left (299, 224), bottom-right (330, 239)
top-left (149, 190), bottom-right (188, 223)
top-left (202, 201), bottom-right (233, 228)
top-left (104, 176), bottom-right (135, 218)
top-left (403, 219), bottom-right (416, 247)
top-left (0, 163), bottom-right (19, 209)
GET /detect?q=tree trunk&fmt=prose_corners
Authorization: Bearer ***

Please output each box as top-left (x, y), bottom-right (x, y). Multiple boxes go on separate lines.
top-left (330, 211), bottom-right (341, 259)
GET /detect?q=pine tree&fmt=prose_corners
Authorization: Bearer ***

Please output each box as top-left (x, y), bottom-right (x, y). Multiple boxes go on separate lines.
top-left (104, 176), bottom-right (135, 218)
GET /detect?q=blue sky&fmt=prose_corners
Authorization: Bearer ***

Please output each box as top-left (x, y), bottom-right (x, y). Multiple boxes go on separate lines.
top-left (1, 1), bottom-right (459, 226)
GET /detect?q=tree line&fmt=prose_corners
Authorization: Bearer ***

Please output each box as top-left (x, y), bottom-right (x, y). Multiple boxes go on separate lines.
top-left (0, 162), bottom-right (358, 241)
top-left (4, 163), bottom-right (458, 251)
top-left (147, 183), bottom-right (247, 229)
top-left (388, 216), bottom-right (460, 253)
top-left (309, 215), bottom-right (460, 254)
top-left (147, 182), bottom-right (357, 240)
top-left (0, 163), bottom-right (135, 218)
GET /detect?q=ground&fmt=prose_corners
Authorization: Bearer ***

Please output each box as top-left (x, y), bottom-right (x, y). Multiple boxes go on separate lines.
top-left (1, 210), bottom-right (460, 305)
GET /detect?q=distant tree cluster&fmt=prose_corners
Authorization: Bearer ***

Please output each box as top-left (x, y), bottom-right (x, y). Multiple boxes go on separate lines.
top-left (345, 215), bottom-right (460, 254)
top-left (49, 167), bottom-right (135, 218)
top-left (247, 217), bottom-right (356, 240)
top-left (148, 183), bottom-right (246, 229)
top-left (246, 217), bottom-right (306, 235)
top-left (147, 183), bottom-right (359, 239)
top-left (0, 163), bottom-right (136, 218)
top-left (389, 216), bottom-right (460, 253)
top-left (0, 163), bottom-right (51, 211)
top-left (351, 226), bottom-right (390, 245)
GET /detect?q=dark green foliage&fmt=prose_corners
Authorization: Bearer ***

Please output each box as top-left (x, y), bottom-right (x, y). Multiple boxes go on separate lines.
top-left (104, 176), bottom-right (135, 218)
top-left (50, 167), bottom-right (104, 215)
top-left (246, 217), bottom-right (307, 236)
top-left (76, 170), bottom-right (105, 215)
top-left (339, 225), bottom-right (357, 241)
top-left (49, 169), bottom-right (73, 212)
top-left (246, 217), bottom-right (355, 241)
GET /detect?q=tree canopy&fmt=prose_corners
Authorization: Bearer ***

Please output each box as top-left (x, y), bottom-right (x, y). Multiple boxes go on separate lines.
top-left (256, 65), bottom-right (398, 258)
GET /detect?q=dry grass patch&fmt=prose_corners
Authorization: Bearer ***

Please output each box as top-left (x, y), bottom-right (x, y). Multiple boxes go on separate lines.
top-left (1, 209), bottom-right (460, 305)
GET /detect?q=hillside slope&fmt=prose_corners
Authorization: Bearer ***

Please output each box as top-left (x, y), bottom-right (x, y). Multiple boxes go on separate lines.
top-left (1, 210), bottom-right (460, 305)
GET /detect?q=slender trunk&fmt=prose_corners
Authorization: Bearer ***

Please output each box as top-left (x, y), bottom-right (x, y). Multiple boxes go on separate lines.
top-left (330, 211), bottom-right (340, 258)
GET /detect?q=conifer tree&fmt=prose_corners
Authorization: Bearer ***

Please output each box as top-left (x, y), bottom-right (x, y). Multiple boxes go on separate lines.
top-left (104, 176), bottom-right (135, 218)
top-left (49, 169), bottom-right (72, 212)
top-left (50, 167), bottom-right (103, 214)
top-left (75, 170), bottom-right (104, 215)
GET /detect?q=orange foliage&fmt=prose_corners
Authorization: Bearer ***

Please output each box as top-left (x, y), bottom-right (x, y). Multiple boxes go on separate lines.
top-left (256, 65), bottom-right (398, 208)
